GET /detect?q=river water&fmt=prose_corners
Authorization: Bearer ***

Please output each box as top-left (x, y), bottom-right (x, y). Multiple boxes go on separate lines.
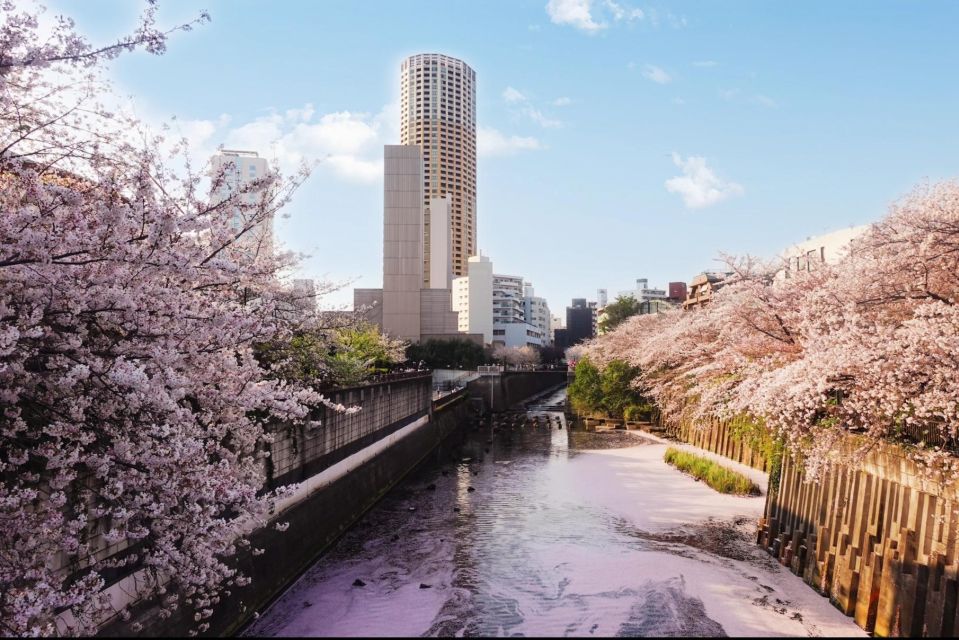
top-left (244, 388), bottom-right (863, 638)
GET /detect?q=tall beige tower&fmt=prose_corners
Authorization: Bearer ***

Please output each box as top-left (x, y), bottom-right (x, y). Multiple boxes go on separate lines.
top-left (400, 53), bottom-right (476, 286)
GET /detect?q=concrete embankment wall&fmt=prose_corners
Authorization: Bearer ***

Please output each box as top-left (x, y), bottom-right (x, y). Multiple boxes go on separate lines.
top-left (467, 371), bottom-right (568, 412)
top-left (664, 414), bottom-right (959, 637)
top-left (761, 440), bottom-right (959, 637)
top-left (102, 376), bottom-right (470, 638)
top-left (104, 372), bottom-right (562, 637)
top-left (661, 415), bottom-right (769, 472)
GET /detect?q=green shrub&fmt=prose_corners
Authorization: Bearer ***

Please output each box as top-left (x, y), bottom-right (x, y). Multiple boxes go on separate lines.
top-left (568, 357), bottom-right (650, 419)
top-left (663, 447), bottom-right (761, 496)
top-left (624, 403), bottom-right (653, 422)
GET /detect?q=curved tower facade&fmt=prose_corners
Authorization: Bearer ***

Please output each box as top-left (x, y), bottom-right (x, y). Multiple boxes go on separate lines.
top-left (400, 53), bottom-right (476, 285)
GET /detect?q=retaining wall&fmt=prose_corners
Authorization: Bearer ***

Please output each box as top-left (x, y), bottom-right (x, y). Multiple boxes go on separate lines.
top-left (100, 376), bottom-right (466, 638)
top-left (660, 414), bottom-right (770, 472)
top-left (467, 370), bottom-right (568, 413)
top-left (670, 415), bottom-right (959, 637)
top-left (760, 440), bottom-right (959, 637)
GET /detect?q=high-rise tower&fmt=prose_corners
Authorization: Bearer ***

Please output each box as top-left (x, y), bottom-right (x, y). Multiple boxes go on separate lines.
top-left (400, 53), bottom-right (476, 286)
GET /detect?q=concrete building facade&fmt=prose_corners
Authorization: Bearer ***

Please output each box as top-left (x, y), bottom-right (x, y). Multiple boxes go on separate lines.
top-left (452, 257), bottom-right (551, 349)
top-left (400, 53), bottom-right (477, 284)
top-left (211, 150), bottom-right (272, 262)
top-left (597, 288), bottom-right (608, 308)
top-left (779, 225), bottom-right (870, 279)
top-left (566, 298), bottom-right (594, 346)
top-left (523, 284), bottom-right (552, 347)
top-left (668, 281), bottom-right (688, 304)
top-left (618, 278), bottom-right (668, 303)
top-left (452, 255), bottom-right (493, 342)
top-left (381, 145), bottom-right (426, 340)
top-left (493, 274), bottom-right (525, 325)
top-left (354, 145), bottom-right (460, 342)
top-left (428, 196), bottom-right (452, 289)
top-left (492, 322), bottom-right (545, 349)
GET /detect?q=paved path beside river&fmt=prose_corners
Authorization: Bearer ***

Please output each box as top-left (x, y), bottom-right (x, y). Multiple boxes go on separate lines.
top-left (245, 390), bottom-right (863, 637)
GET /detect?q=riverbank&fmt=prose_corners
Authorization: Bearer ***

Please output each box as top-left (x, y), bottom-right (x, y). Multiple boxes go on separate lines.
top-left (245, 397), bottom-right (862, 638)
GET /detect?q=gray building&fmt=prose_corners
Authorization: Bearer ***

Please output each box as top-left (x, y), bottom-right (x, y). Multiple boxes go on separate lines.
top-left (354, 145), bottom-right (465, 343)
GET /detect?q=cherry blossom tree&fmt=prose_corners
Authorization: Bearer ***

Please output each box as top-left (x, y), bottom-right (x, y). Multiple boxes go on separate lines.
top-left (585, 182), bottom-right (959, 479)
top-left (492, 344), bottom-right (540, 368)
top-left (0, 2), bottom-right (349, 635)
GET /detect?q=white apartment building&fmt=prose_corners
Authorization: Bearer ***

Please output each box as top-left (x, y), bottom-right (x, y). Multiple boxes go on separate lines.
top-left (452, 255), bottom-right (493, 341)
top-left (211, 150), bottom-right (272, 262)
top-left (597, 288), bottom-right (608, 308)
top-left (778, 225), bottom-right (870, 279)
top-left (452, 256), bottom-right (548, 348)
top-left (523, 284), bottom-right (552, 347)
top-left (493, 274), bottom-right (525, 325)
top-left (617, 278), bottom-right (668, 303)
top-left (492, 322), bottom-right (545, 349)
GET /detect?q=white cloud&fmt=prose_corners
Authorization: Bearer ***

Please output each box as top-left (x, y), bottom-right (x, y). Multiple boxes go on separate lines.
top-left (478, 127), bottom-right (543, 157)
top-left (546, 0), bottom-right (606, 32)
top-left (665, 153), bottom-right (744, 209)
top-left (627, 61), bottom-right (637, 70)
top-left (503, 86), bottom-right (527, 103)
top-left (720, 88), bottom-right (741, 101)
top-left (502, 87), bottom-right (563, 127)
top-left (642, 64), bottom-right (672, 84)
top-left (521, 105), bottom-right (562, 128)
top-left (546, 0), bottom-right (646, 32)
top-left (604, 0), bottom-right (644, 21)
top-left (205, 104), bottom-right (395, 183)
top-left (553, 96), bottom-right (572, 106)
top-left (671, 97), bottom-right (686, 106)
top-left (693, 60), bottom-right (718, 68)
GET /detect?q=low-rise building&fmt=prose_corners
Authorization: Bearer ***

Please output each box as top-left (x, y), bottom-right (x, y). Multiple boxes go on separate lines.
top-left (683, 272), bottom-right (729, 309)
top-left (778, 225), bottom-right (869, 279)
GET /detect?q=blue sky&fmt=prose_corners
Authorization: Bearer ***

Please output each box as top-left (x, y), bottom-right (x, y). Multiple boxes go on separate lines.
top-left (60, 0), bottom-right (959, 311)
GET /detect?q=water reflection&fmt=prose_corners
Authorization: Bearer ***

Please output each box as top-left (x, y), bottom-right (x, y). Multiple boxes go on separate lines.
top-left (245, 388), bottom-right (726, 637)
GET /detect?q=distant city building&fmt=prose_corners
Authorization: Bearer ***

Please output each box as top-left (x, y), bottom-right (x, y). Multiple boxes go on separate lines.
top-left (353, 145), bottom-right (463, 342)
top-left (211, 150), bottom-right (272, 262)
top-left (566, 298), bottom-right (594, 346)
top-left (597, 288), bottom-right (608, 308)
top-left (493, 273), bottom-right (526, 325)
top-left (292, 278), bottom-right (316, 314)
top-left (618, 278), bottom-right (668, 303)
top-left (400, 53), bottom-right (477, 284)
top-left (452, 255), bottom-right (493, 342)
top-left (637, 299), bottom-right (675, 315)
top-left (523, 284), bottom-right (552, 347)
top-left (428, 196), bottom-right (453, 289)
top-left (452, 256), bottom-right (549, 348)
top-left (554, 328), bottom-right (570, 351)
top-left (683, 272), bottom-right (729, 309)
top-left (668, 281), bottom-right (687, 304)
top-left (778, 225), bottom-right (870, 279)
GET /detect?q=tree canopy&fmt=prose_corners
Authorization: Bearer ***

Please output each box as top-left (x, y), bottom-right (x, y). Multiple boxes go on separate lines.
top-left (598, 295), bottom-right (642, 334)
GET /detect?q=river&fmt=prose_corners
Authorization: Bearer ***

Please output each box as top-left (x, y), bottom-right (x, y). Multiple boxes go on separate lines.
top-left (244, 388), bottom-right (863, 637)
